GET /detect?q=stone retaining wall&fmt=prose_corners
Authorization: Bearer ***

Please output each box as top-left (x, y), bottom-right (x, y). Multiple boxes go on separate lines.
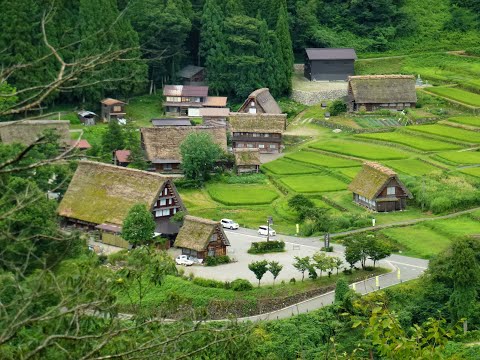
top-left (292, 88), bottom-right (348, 106)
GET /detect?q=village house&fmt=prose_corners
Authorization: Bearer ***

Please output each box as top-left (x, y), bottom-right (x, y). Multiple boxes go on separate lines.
top-left (140, 125), bottom-right (227, 173)
top-left (100, 98), bottom-right (126, 122)
top-left (348, 75), bottom-right (417, 112)
top-left (113, 150), bottom-right (131, 167)
top-left (77, 110), bottom-right (97, 126)
top-left (199, 107), bottom-right (230, 125)
top-left (0, 120), bottom-right (70, 146)
top-left (58, 161), bottom-right (186, 248)
top-left (304, 48), bottom-right (357, 81)
top-left (163, 85), bottom-right (209, 117)
top-left (177, 65), bottom-right (205, 85)
top-left (69, 139), bottom-right (91, 151)
top-left (234, 148), bottom-right (261, 174)
top-left (151, 118), bottom-right (192, 127)
top-left (228, 113), bottom-right (286, 153)
top-left (174, 215), bottom-right (230, 260)
top-left (237, 88), bottom-right (282, 114)
top-left (348, 162), bottom-right (413, 212)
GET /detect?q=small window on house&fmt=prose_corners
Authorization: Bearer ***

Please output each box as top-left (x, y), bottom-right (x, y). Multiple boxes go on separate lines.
top-left (249, 108), bottom-right (257, 114)
top-left (387, 187), bottom-right (396, 195)
top-left (269, 144), bottom-right (276, 149)
top-left (258, 144), bottom-right (265, 148)
top-left (164, 188), bottom-right (168, 195)
top-left (247, 144), bottom-right (254, 148)
top-left (160, 199), bottom-right (166, 206)
top-left (163, 164), bottom-right (172, 171)
top-left (265, 133), bottom-right (270, 137)
top-left (113, 106), bottom-right (122, 112)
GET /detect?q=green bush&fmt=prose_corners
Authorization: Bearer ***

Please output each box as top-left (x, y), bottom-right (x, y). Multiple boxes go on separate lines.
top-left (465, 47), bottom-right (480, 56)
top-left (192, 277), bottom-right (225, 289)
top-left (230, 278), bottom-right (253, 291)
top-left (108, 250), bottom-right (128, 265)
top-left (327, 100), bottom-right (347, 116)
top-left (173, 178), bottom-right (202, 189)
top-left (222, 173), bottom-right (266, 184)
top-left (205, 255), bottom-right (231, 266)
top-left (248, 241), bottom-right (286, 254)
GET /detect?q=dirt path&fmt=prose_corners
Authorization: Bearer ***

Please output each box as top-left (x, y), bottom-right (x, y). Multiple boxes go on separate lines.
top-left (331, 206), bottom-right (480, 238)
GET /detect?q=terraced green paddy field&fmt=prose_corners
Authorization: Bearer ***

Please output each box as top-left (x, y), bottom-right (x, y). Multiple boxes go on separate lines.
top-left (280, 175), bottom-right (348, 193)
top-left (354, 117), bottom-right (400, 128)
top-left (206, 183), bottom-right (279, 205)
top-left (261, 158), bottom-right (321, 175)
top-left (426, 86), bottom-right (480, 107)
top-left (285, 150), bottom-right (360, 168)
top-left (355, 132), bottom-right (462, 151)
top-left (408, 124), bottom-right (480, 143)
top-left (386, 159), bottom-right (441, 176)
top-left (460, 167), bottom-right (480, 177)
top-left (448, 116), bottom-right (480, 127)
top-left (436, 151), bottom-right (480, 165)
top-left (309, 140), bottom-right (409, 160)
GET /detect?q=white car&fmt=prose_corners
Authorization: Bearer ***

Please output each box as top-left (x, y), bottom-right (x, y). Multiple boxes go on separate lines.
top-left (221, 218), bottom-right (239, 230)
top-left (175, 255), bottom-right (194, 266)
top-left (258, 225), bottom-right (276, 236)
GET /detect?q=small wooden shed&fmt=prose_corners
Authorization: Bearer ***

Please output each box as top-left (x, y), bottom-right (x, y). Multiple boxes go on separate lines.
top-left (100, 98), bottom-right (126, 122)
top-left (348, 162), bottom-right (413, 212)
top-left (174, 215), bottom-right (230, 260)
top-left (234, 148), bottom-right (261, 174)
top-left (304, 48), bottom-right (357, 81)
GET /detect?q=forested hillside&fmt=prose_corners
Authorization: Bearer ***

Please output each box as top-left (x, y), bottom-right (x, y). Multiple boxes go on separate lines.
top-left (0, 0), bottom-right (479, 106)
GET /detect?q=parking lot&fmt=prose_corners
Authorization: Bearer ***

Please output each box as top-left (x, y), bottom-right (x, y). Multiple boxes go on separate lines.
top-left (179, 230), bottom-right (345, 285)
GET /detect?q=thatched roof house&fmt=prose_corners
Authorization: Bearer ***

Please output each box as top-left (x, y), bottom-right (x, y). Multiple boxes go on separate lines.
top-left (348, 75), bottom-right (417, 112)
top-left (58, 161), bottom-right (185, 230)
top-left (234, 149), bottom-right (260, 174)
top-left (348, 162), bottom-right (412, 212)
top-left (140, 126), bottom-right (227, 173)
top-left (238, 88), bottom-right (282, 114)
top-left (174, 215), bottom-right (230, 259)
top-left (0, 120), bottom-right (70, 146)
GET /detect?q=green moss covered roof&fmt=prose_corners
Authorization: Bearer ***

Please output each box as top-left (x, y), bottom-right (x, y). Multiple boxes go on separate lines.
top-left (349, 75), bottom-right (417, 104)
top-left (58, 161), bottom-right (172, 225)
top-left (174, 215), bottom-right (229, 252)
top-left (228, 113), bottom-right (286, 133)
top-left (0, 120), bottom-right (70, 145)
top-left (234, 148), bottom-right (261, 166)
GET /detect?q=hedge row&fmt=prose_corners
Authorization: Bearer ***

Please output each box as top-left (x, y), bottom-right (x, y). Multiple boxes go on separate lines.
top-left (248, 241), bottom-right (285, 254)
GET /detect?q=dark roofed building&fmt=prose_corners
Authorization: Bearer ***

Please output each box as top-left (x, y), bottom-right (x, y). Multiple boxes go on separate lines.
top-left (174, 215), bottom-right (230, 260)
top-left (141, 126), bottom-right (227, 173)
top-left (348, 162), bottom-right (412, 212)
top-left (228, 113), bottom-right (286, 153)
top-left (151, 118), bottom-right (192, 127)
top-left (58, 161), bottom-right (186, 247)
top-left (234, 148), bottom-right (260, 174)
top-left (348, 75), bottom-right (417, 112)
top-left (0, 120), bottom-right (70, 146)
top-left (177, 65), bottom-right (205, 85)
top-left (304, 48), bottom-right (357, 81)
top-left (237, 88), bottom-right (282, 114)
top-left (163, 85), bottom-right (209, 117)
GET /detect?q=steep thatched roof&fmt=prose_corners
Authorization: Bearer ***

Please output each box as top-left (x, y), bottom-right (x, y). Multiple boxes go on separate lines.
top-left (0, 120), bottom-right (70, 146)
top-left (174, 215), bottom-right (230, 252)
top-left (348, 75), bottom-right (417, 104)
top-left (228, 113), bottom-right (286, 133)
top-left (348, 162), bottom-right (412, 200)
top-left (238, 88), bottom-right (282, 114)
top-left (141, 126), bottom-right (227, 163)
top-left (58, 161), bottom-right (175, 225)
top-left (234, 149), bottom-right (261, 166)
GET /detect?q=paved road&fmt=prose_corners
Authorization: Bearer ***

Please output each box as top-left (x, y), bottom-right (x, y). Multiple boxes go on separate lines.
top-left (223, 228), bottom-right (428, 322)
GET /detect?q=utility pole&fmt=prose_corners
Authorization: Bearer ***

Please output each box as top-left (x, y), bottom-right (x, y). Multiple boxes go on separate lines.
top-left (267, 216), bottom-right (273, 242)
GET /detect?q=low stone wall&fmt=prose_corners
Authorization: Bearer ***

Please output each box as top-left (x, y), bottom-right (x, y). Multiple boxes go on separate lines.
top-left (292, 88), bottom-right (348, 106)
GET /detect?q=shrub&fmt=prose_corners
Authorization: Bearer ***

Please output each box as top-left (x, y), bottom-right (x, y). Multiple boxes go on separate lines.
top-left (248, 241), bottom-right (286, 254)
top-left (108, 250), bottom-right (128, 265)
top-left (321, 246), bottom-right (334, 252)
top-left (230, 278), bottom-right (253, 291)
top-left (327, 99), bottom-right (347, 116)
top-left (289, 277), bottom-right (296, 284)
top-left (173, 178), bottom-right (202, 189)
top-left (205, 255), bottom-right (231, 266)
top-left (193, 277), bottom-right (225, 289)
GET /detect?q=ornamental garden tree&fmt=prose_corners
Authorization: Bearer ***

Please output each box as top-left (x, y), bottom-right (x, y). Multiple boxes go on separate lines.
top-left (122, 204), bottom-right (156, 247)
top-left (248, 260), bottom-right (269, 287)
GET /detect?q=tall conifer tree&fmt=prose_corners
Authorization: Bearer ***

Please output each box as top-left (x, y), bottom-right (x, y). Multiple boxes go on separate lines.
top-left (276, 0), bottom-right (294, 93)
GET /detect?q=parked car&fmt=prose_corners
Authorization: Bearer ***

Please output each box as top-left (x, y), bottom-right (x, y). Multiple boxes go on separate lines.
top-left (175, 255), bottom-right (194, 266)
top-left (221, 218), bottom-right (239, 230)
top-left (258, 225), bottom-right (276, 236)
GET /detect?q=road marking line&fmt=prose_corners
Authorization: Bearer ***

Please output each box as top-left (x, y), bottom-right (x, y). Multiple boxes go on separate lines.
top-left (388, 261), bottom-right (427, 269)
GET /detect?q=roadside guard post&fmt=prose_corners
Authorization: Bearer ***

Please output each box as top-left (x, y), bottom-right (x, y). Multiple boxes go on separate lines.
top-left (397, 268), bottom-right (401, 283)
top-left (372, 218), bottom-right (376, 227)
top-left (352, 282), bottom-right (356, 291)
top-left (376, 276), bottom-right (380, 289)
top-left (296, 223), bottom-right (299, 235)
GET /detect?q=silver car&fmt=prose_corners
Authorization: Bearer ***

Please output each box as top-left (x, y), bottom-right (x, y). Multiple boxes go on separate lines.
top-left (221, 218), bottom-right (239, 230)
top-left (258, 225), bottom-right (276, 236)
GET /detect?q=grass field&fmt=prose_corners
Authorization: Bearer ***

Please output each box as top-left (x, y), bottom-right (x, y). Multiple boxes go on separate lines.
top-left (356, 132), bottom-right (462, 151)
top-left (354, 117), bottom-right (401, 128)
top-left (448, 116), bottom-right (480, 127)
top-left (460, 167), bottom-right (480, 178)
top-left (436, 151), bottom-right (480, 165)
top-left (310, 140), bottom-right (409, 160)
top-left (206, 183), bottom-right (279, 205)
top-left (408, 124), bottom-right (480, 143)
top-left (386, 159), bottom-right (441, 176)
top-left (280, 175), bottom-right (348, 193)
top-left (426, 87), bottom-right (480, 107)
top-left (425, 216), bottom-right (480, 238)
top-left (380, 225), bottom-right (452, 259)
top-left (261, 158), bottom-right (321, 175)
top-left (337, 167), bottom-right (362, 179)
top-left (126, 94), bottom-right (164, 127)
top-left (285, 150), bottom-right (360, 168)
